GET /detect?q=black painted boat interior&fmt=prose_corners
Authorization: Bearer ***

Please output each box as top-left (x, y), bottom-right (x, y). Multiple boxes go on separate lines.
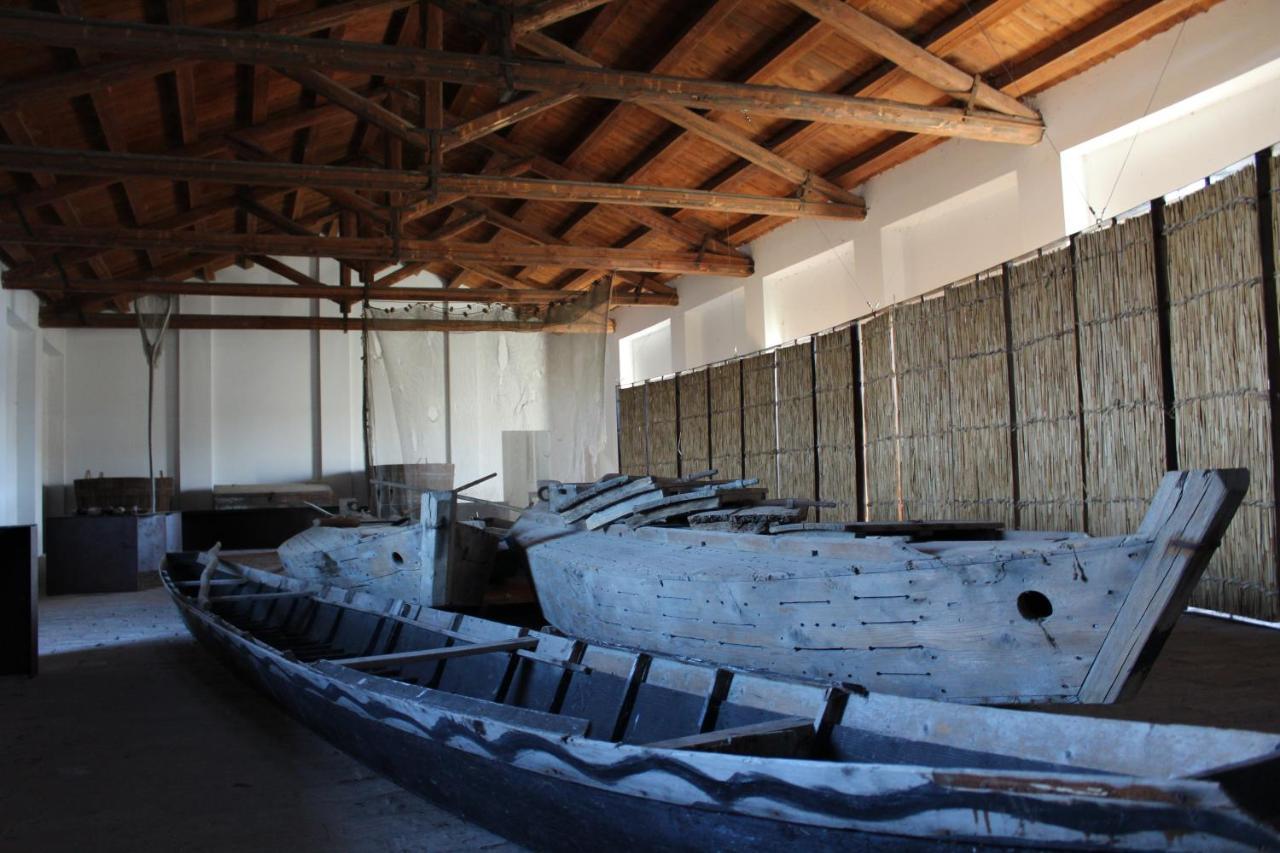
top-left (164, 554), bottom-right (1096, 776)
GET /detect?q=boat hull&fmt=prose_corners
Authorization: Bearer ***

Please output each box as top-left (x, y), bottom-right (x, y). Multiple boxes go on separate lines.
top-left (164, 557), bottom-right (1279, 852)
top-left (521, 469), bottom-right (1249, 704)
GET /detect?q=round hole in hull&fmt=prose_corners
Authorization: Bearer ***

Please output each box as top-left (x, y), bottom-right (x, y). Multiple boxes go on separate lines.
top-left (1017, 590), bottom-right (1053, 621)
top-left (391, 551), bottom-right (405, 565)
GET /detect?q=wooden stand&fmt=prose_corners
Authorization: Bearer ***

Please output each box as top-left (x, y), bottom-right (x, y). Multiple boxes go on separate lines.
top-left (0, 525), bottom-right (37, 676)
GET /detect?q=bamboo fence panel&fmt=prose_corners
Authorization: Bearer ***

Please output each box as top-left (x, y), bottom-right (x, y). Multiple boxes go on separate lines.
top-left (945, 274), bottom-right (1014, 525)
top-left (1009, 247), bottom-right (1086, 530)
top-left (861, 312), bottom-right (899, 520)
top-left (645, 377), bottom-right (679, 478)
top-left (617, 384), bottom-right (648, 475)
top-left (894, 296), bottom-right (953, 519)
top-left (742, 351), bottom-right (779, 496)
top-left (776, 341), bottom-right (817, 501)
top-left (1166, 165), bottom-right (1277, 620)
top-left (815, 327), bottom-right (859, 521)
top-left (1074, 215), bottom-right (1165, 536)
top-left (709, 361), bottom-right (744, 480)
top-left (677, 368), bottom-right (711, 475)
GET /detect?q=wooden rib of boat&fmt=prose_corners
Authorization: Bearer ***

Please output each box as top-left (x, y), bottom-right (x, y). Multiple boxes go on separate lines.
top-left (162, 551), bottom-right (1279, 851)
top-left (510, 469), bottom-right (1248, 705)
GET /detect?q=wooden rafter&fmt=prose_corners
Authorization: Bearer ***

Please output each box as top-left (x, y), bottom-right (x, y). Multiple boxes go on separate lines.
top-left (0, 9), bottom-right (1045, 144)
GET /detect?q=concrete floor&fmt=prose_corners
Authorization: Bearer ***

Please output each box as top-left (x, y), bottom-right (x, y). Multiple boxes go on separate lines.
top-left (1, 584), bottom-right (1276, 852)
top-left (0, 584), bottom-right (521, 853)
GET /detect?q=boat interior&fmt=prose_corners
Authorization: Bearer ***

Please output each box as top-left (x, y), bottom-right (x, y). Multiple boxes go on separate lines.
top-left (162, 551), bottom-right (1280, 812)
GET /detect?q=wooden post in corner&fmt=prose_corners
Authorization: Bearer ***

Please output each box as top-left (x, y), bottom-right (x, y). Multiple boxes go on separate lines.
top-left (1253, 148), bottom-right (1280, 612)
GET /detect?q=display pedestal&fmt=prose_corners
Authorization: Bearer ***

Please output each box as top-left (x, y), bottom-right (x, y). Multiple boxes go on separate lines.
top-left (45, 513), bottom-right (182, 595)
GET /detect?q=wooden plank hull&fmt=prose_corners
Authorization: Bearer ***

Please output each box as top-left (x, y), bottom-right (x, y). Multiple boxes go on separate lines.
top-left (163, 556), bottom-right (1280, 852)
top-left (520, 470), bottom-right (1248, 704)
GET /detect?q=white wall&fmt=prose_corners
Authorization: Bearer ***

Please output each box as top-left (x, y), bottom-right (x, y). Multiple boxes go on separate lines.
top-left (606, 0), bottom-right (1280, 408)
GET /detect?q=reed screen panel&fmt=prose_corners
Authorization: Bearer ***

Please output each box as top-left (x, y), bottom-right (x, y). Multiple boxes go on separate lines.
top-left (1166, 166), bottom-right (1277, 620)
top-left (677, 368), bottom-right (711, 476)
top-left (776, 341), bottom-right (817, 503)
top-left (1009, 248), bottom-right (1086, 531)
top-left (646, 377), bottom-right (679, 479)
top-left (742, 351), bottom-right (780, 496)
top-left (617, 384), bottom-right (648, 475)
top-left (815, 327), bottom-right (859, 522)
top-left (894, 297), bottom-right (954, 520)
top-left (860, 312), bottom-right (899, 520)
top-left (709, 361), bottom-right (744, 481)
top-left (1074, 216), bottom-right (1165, 536)
top-left (945, 274), bottom-right (1014, 525)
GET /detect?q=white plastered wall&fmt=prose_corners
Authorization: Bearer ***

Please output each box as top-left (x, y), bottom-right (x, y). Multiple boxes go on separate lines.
top-left (604, 0), bottom-right (1280, 469)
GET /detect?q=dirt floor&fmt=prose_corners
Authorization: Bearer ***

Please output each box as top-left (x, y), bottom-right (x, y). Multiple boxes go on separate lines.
top-left (1, 564), bottom-right (1276, 852)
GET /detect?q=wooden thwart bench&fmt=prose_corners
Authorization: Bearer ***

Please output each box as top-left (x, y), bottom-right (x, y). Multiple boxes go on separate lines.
top-left (646, 716), bottom-right (816, 757)
top-left (334, 637), bottom-right (539, 671)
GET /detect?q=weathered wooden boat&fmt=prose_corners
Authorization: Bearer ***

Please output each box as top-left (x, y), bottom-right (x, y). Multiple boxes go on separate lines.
top-left (278, 489), bottom-right (503, 607)
top-left (511, 469), bottom-right (1248, 705)
top-left (163, 550), bottom-right (1279, 851)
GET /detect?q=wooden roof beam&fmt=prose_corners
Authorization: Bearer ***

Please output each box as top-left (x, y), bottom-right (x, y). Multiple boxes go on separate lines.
top-left (4, 276), bottom-right (596, 305)
top-left (512, 0), bottom-right (617, 36)
top-left (0, 146), bottom-right (861, 219)
top-left (39, 311), bottom-right (547, 332)
top-left (8, 91), bottom-right (381, 212)
top-left (516, 31), bottom-right (867, 209)
top-left (784, 0), bottom-right (1039, 120)
top-left (0, 10), bottom-right (1044, 144)
top-left (0, 222), bottom-right (753, 276)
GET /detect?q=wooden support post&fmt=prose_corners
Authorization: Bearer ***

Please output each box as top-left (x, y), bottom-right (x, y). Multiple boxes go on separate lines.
top-left (809, 338), bottom-right (821, 513)
top-left (1150, 198), bottom-right (1179, 473)
top-left (1254, 149), bottom-right (1280, 591)
top-left (1068, 236), bottom-right (1091, 533)
top-left (850, 324), bottom-right (866, 522)
top-left (1000, 263), bottom-right (1021, 529)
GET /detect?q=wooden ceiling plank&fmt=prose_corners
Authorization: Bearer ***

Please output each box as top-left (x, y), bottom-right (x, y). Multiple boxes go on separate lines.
top-left (785, 0), bottom-right (1039, 120)
top-left (0, 10), bottom-right (1045, 144)
top-left (0, 222), bottom-right (753, 276)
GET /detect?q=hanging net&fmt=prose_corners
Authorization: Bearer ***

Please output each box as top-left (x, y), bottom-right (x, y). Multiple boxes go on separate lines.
top-left (364, 281), bottom-right (611, 518)
top-left (136, 294), bottom-right (175, 514)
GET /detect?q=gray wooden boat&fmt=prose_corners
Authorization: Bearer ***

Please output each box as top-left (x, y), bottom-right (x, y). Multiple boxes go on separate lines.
top-left (162, 550), bottom-right (1279, 851)
top-left (511, 469), bottom-right (1248, 705)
